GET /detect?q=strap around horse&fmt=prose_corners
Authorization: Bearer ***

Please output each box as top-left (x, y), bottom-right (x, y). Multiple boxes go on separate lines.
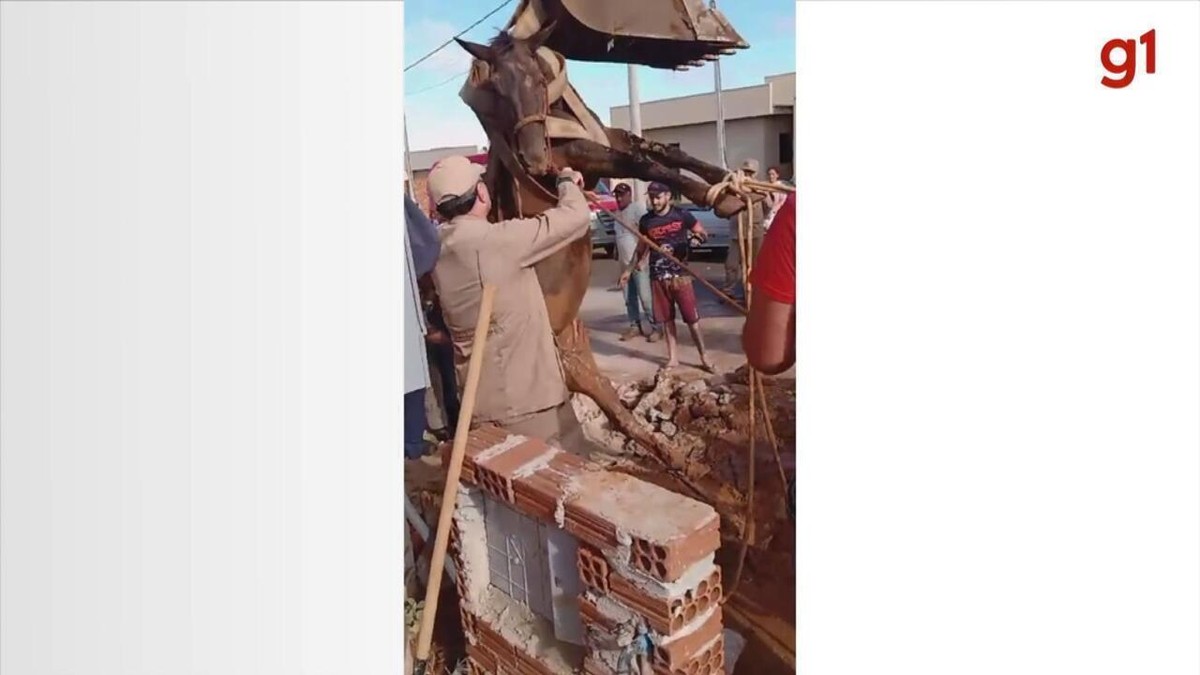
top-left (536, 47), bottom-right (610, 148)
top-left (487, 127), bottom-right (558, 206)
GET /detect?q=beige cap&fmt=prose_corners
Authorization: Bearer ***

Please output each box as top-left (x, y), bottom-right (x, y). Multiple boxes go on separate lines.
top-left (427, 155), bottom-right (485, 205)
top-left (740, 158), bottom-right (760, 173)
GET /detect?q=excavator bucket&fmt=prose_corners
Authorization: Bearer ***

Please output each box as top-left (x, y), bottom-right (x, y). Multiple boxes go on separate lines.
top-left (505, 0), bottom-right (748, 70)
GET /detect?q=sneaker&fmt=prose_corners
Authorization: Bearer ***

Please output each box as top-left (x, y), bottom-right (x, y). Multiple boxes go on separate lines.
top-left (619, 324), bottom-right (641, 342)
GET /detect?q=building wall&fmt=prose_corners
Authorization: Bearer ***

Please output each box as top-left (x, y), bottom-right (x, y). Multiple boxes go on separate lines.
top-left (640, 115), bottom-right (794, 180)
top-left (611, 83), bottom-right (774, 130)
top-left (410, 144), bottom-right (479, 172)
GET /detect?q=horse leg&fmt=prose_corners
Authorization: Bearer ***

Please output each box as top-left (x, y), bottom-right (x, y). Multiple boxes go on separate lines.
top-left (555, 316), bottom-right (749, 538)
top-left (555, 140), bottom-right (745, 218)
top-left (604, 128), bottom-right (730, 186)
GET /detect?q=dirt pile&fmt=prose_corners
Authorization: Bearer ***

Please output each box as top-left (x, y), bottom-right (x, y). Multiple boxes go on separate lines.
top-left (575, 368), bottom-right (795, 475)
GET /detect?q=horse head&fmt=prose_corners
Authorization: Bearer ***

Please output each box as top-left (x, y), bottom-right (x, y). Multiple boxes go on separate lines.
top-left (456, 23), bottom-right (558, 177)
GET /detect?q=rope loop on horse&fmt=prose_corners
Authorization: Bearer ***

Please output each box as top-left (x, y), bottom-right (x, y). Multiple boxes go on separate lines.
top-left (704, 170), bottom-right (796, 206)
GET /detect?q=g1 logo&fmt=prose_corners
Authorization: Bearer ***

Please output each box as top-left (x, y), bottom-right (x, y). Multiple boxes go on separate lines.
top-left (1101, 29), bottom-right (1156, 89)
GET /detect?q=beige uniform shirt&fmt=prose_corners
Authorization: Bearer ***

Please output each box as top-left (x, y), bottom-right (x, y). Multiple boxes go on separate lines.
top-left (433, 181), bottom-right (591, 424)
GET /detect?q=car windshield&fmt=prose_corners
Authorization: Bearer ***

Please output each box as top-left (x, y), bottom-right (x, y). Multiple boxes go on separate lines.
top-left (594, 180), bottom-right (612, 195)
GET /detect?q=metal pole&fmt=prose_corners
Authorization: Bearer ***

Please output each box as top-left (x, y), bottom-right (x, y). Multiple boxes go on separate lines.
top-left (711, 0), bottom-right (728, 170)
top-left (627, 63), bottom-right (644, 205)
top-left (403, 115), bottom-right (415, 199)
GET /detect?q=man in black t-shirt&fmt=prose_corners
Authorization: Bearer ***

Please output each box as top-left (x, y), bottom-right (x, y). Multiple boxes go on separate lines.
top-left (619, 182), bottom-right (716, 373)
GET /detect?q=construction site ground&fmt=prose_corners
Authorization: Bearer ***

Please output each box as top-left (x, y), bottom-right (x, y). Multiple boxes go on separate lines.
top-left (407, 254), bottom-right (796, 674)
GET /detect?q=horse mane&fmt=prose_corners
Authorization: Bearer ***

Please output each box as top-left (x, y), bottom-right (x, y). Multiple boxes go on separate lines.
top-left (489, 31), bottom-right (543, 57)
top-left (489, 32), bottom-right (518, 54)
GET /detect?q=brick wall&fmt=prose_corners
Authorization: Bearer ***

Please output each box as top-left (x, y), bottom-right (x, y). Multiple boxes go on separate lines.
top-left (446, 426), bottom-right (725, 675)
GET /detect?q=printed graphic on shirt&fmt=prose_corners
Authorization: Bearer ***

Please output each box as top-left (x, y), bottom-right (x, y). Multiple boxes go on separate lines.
top-left (639, 207), bottom-right (698, 280)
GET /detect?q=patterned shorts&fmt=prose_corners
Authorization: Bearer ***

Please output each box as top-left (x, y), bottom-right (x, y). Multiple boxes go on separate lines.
top-left (651, 276), bottom-right (700, 325)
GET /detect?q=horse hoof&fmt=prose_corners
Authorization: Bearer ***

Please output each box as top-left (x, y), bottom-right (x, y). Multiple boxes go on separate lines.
top-left (713, 194), bottom-right (746, 219)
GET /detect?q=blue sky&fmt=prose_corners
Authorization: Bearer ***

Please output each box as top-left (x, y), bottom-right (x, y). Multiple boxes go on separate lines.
top-left (403, 0), bottom-right (796, 151)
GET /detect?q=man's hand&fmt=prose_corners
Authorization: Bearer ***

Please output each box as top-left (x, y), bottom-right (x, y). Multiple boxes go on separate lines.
top-left (557, 167), bottom-right (584, 188)
top-left (693, 224), bottom-right (709, 241)
top-left (618, 270), bottom-right (631, 289)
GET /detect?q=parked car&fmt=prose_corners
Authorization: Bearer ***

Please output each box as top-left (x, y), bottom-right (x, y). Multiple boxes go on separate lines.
top-left (589, 180), bottom-right (618, 258)
top-left (678, 203), bottom-right (731, 255)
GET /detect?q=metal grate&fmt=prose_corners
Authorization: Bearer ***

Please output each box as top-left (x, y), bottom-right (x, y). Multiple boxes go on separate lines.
top-left (483, 497), bottom-right (553, 620)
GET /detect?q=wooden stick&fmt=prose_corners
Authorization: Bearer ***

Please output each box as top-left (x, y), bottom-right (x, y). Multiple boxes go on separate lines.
top-left (598, 204), bottom-right (748, 316)
top-left (413, 284), bottom-right (498, 668)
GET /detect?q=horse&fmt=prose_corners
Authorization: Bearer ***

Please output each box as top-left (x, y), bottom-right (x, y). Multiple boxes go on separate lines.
top-left (447, 27), bottom-right (752, 530)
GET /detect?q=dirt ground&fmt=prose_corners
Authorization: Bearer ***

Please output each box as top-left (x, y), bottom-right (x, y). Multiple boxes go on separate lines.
top-left (405, 255), bottom-right (796, 674)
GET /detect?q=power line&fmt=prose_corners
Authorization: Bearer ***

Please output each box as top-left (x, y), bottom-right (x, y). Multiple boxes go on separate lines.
top-left (406, 70), bottom-right (469, 97)
top-left (404, 0), bottom-right (515, 73)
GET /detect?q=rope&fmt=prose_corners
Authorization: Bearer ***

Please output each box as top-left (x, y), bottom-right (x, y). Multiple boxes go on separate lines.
top-left (704, 171), bottom-right (796, 215)
top-left (754, 373), bottom-right (789, 495)
top-left (723, 208), bottom-right (755, 604)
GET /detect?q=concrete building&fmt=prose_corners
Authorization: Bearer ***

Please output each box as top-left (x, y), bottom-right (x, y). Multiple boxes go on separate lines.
top-left (610, 72), bottom-right (794, 179)
top-left (407, 144), bottom-right (482, 214)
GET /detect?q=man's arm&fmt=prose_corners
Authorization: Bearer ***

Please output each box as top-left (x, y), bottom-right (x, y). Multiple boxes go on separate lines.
top-left (619, 215), bottom-right (653, 283)
top-left (743, 298), bottom-right (795, 375)
top-left (683, 208), bottom-right (707, 240)
top-left (405, 194), bottom-right (440, 276)
top-left (742, 193), bottom-right (796, 374)
top-left (495, 172), bottom-right (591, 268)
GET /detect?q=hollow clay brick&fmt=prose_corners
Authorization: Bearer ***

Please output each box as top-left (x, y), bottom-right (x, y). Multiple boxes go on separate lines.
top-left (459, 608), bottom-right (479, 641)
top-left (473, 611), bottom-right (569, 675)
top-left (607, 566), bottom-right (722, 636)
top-left (510, 450), bottom-right (591, 523)
top-left (465, 643), bottom-right (499, 674)
top-left (605, 573), bottom-right (673, 634)
top-left (667, 567), bottom-right (723, 634)
top-left (445, 424), bottom-right (512, 486)
top-left (474, 437), bottom-right (556, 504)
top-left (665, 634), bottom-right (724, 675)
top-left (474, 616), bottom-right (517, 662)
top-left (652, 606), bottom-right (724, 672)
top-left (577, 545), bottom-right (611, 594)
top-left (510, 646), bottom-right (563, 675)
top-left (577, 594), bottom-right (618, 632)
top-left (464, 655), bottom-right (490, 675)
top-left (562, 471), bottom-right (720, 581)
top-left (627, 518), bottom-right (720, 583)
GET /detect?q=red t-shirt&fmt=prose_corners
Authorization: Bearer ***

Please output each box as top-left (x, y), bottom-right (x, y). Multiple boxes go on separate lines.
top-left (751, 192), bottom-right (796, 305)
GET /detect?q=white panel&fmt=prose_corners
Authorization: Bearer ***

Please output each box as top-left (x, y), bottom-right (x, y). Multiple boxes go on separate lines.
top-left (545, 527), bottom-right (586, 645)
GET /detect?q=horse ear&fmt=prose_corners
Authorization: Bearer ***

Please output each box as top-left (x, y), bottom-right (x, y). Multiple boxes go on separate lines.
top-left (455, 38), bottom-right (493, 63)
top-left (528, 20), bottom-right (558, 51)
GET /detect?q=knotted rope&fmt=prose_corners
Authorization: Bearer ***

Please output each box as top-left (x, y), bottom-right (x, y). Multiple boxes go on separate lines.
top-left (705, 169), bottom-right (795, 204)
